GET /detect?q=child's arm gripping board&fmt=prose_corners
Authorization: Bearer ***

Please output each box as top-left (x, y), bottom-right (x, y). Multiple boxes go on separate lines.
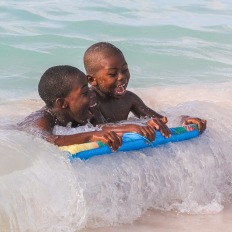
top-left (59, 124), bottom-right (199, 160)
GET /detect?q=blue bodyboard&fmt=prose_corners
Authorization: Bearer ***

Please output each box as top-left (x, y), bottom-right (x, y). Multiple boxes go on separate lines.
top-left (60, 124), bottom-right (200, 160)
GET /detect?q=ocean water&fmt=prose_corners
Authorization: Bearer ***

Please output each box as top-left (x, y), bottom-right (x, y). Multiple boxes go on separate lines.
top-left (1, 0), bottom-right (232, 231)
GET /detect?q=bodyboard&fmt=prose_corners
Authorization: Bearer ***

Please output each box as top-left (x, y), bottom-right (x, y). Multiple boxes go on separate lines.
top-left (59, 124), bottom-right (200, 160)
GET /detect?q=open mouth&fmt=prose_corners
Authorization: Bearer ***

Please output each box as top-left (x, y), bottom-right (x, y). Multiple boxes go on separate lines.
top-left (114, 83), bottom-right (127, 96)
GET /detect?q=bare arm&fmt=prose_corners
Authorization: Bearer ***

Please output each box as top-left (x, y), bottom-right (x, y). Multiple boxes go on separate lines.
top-left (129, 91), bottom-right (164, 119)
top-left (51, 131), bottom-right (122, 152)
top-left (38, 119), bottom-right (122, 151)
top-left (102, 124), bottom-right (156, 142)
top-left (33, 114), bottom-right (93, 145)
top-left (128, 91), bottom-right (171, 138)
top-left (20, 110), bottom-right (122, 151)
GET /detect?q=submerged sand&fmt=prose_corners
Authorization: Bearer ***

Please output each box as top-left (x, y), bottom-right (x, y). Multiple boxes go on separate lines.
top-left (82, 205), bottom-right (232, 232)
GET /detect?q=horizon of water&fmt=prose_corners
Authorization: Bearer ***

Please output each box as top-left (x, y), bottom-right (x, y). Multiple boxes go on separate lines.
top-left (1, 1), bottom-right (232, 232)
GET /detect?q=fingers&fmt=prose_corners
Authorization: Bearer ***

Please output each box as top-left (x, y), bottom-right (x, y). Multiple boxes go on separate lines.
top-left (104, 131), bottom-right (122, 152)
top-left (183, 118), bottom-right (207, 134)
top-left (196, 119), bottom-right (207, 134)
top-left (147, 118), bottom-right (171, 138)
top-left (147, 119), bottom-right (159, 130)
top-left (161, 116), bottom-right (168, 124)
top-left (139, 126), bottom-right (156, 142)
top-left (92, 131), bottom-right (122, 152)
top-left (159, 123), bottom-right (171, 138)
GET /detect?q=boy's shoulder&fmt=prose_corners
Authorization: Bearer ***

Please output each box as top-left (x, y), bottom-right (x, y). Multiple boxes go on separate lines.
top-left (124, 90), bottom-right (142, 101)
top-left (18, 107), bottom-right (55, 131)
top-left (125, 90), bottom-right (138, 97)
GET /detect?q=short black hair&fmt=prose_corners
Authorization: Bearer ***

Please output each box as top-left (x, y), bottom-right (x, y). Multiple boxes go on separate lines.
top-left (38, 65), bottom-right (84, 108)
top-left (83, 42), bottom-right (123, 75)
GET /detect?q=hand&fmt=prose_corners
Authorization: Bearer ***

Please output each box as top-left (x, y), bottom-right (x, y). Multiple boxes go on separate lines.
top-left (102, 124), bottom-right (156, 142)
top-left (160, 116), bottom-right (168, 124)
top-left (91, 131), bottom-right (122, 152)
top-left (127, 124), bottom-right (156, 142)
top-left (182, 117), bottom-right (207, 134)
top-left (147, 117), bottom-right (171, 138)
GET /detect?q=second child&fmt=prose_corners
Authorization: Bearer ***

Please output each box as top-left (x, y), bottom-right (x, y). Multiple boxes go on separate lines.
top-left (84, 42), bottom-right (206, 136)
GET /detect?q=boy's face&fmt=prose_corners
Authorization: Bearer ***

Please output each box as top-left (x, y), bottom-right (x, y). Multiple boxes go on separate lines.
top-left (90, 52), bottom-right (130, 98)
top-left (64, 73), bottom-right (92, 125)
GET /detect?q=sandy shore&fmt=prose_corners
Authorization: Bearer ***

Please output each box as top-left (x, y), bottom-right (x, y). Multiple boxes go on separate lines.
top-left (82, 205), bottom-right (232, 232)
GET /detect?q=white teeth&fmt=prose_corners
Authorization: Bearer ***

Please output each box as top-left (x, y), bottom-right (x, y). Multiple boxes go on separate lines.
top-left (115, 83), bottom-right (127, 95)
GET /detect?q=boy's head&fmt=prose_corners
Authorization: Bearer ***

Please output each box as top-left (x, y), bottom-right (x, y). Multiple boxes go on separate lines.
top-left (84, 42), bottom-right (130, 98)
top-left (38, 65), bottom-right (92, 124)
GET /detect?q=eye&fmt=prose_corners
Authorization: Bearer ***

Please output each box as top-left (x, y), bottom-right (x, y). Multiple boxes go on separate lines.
top-left (108, 73), bottom-right (117, 78)
top-left (122, 68), bottom-right (128, 73)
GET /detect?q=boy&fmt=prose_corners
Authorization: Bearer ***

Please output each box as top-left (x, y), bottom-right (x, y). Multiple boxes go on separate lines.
top-left (18, 65), bottom-right (156, 151)
top-left (84, 42), bottom-right (206, 135)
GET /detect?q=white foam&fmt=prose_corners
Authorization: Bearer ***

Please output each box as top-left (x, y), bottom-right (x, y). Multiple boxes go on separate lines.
top-left (1, 82), bottom-right (232, 230)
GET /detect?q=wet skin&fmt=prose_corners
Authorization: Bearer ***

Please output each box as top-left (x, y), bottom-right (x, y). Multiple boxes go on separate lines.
top-left (19, 72), bottom-right (123, 150)
top-left (87, 53), bottom-right (171, 138)
top-left (19, 69), bottom-right (161, 150)
top-left (87, 52), bottom-right (207, 137)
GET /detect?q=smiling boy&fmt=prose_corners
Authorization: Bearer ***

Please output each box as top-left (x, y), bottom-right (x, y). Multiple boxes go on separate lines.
top-left (84, 42), bottom-right (206, 135)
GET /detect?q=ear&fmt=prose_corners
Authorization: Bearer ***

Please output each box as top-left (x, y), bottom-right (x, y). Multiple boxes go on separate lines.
top-left (87, 75), bottom-right (97, 86)
top-left (55, 98), bottom-right (68, 109)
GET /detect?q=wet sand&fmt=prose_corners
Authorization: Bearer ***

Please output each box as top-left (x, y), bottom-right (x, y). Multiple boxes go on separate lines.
top-left (83, 205), bottom-right (232, 232)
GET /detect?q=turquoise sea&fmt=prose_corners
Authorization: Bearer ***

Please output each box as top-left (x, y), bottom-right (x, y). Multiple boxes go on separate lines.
top-left (1, 1), bottom-right (232, 231)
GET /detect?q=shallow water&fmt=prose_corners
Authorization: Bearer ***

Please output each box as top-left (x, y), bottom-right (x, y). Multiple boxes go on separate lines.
top-left (1, 0), bottom-right (232, 231)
